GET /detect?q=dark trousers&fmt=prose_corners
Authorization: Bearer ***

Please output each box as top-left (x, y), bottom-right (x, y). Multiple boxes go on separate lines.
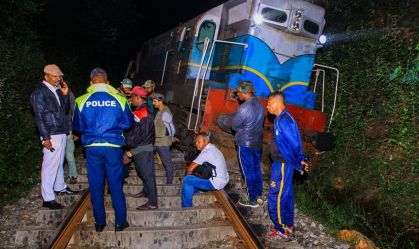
top-left (133, 150), bottom-right (157, 205)
top-left (86, 146), bottom-right (126, 226)
top-left (238, 145), bottom-right (263, 202)
top-left (156, 146), bottom-right (173, 184)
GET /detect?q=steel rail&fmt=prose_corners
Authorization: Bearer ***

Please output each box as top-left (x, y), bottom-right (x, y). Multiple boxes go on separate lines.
top-left (46, 189), bottom-right (91, 249)
top-left (213, 190), bottom-right (264, 249)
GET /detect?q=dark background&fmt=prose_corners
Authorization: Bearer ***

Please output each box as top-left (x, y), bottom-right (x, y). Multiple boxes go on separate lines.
top-left (39, 0), bottom-right (227, 86)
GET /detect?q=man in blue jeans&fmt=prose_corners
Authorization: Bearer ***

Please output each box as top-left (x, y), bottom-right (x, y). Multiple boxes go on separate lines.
top-left (182, 132), bottom-right (229, 208)
top-left (231, 81), bottom-right (265, 208)
top-left (73, 68), bottom-right (133, 232)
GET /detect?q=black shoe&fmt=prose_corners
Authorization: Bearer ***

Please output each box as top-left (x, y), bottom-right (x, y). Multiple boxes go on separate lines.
top-left (95, 223), bottom-right (106, 232)
top-left (136, 203), bottom-right (158, 210)
top-left (42, 200), bottom-right (64, 210)
top-left (55, 187), bottom-right (80, 196)
top-left (132, 192), bottom-right (147, 198)
top-left (69, 177), bottom-right (78, 184)
top-left (115, 222), bottom-right (129, 232)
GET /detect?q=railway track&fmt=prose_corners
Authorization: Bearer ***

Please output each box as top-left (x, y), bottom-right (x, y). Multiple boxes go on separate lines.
top-left (15, 150), bottom-right (265, 249)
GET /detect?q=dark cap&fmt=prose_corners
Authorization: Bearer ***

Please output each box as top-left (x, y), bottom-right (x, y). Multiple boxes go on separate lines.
top-left (151, 93), bottom-right (165, 102)
top-left (90, 67), bottom-right (107, 80)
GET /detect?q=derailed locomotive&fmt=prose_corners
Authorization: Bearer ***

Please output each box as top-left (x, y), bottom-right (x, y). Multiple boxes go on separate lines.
top-left (130, 0), bottom-right (339, 166)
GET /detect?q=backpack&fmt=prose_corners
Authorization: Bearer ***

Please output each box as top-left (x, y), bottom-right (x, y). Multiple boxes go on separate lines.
top-left (193, 161), bottom-right (217, 179)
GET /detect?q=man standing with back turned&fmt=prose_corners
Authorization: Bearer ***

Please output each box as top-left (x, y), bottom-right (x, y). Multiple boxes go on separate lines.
top-left (72, 68), bottom-right (133, 232)
top-left (231, 81), bottom-right (265, 208)
top-left (30, 64), bottom-right (79, 210)
top-left (264, 91), bottom-right (309, 240)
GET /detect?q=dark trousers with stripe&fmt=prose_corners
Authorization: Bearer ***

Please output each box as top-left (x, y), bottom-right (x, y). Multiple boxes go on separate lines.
top-left (238, 146), bottom-right (263, 202)
top-left (86, 146), bottom-right (127, 226)
top-left (267, 161), bottom-right (294, 233)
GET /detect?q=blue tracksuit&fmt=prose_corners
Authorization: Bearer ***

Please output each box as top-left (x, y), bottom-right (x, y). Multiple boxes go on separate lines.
top-left (268, 109), bottom-right (304, 233)
top-left (73, 83), bottom-right (133, 226)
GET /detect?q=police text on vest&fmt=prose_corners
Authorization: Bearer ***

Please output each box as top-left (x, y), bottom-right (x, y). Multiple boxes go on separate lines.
top-left (86, 100), bottom-right (116, 108)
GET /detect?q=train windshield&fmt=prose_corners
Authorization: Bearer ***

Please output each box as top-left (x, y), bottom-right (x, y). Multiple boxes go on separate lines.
top-left (303, 19), bottom-right (320, 35)
top-left (261, 7), bottom-right (287, 24)
top-left (197, 21), bottom-right (216, 51)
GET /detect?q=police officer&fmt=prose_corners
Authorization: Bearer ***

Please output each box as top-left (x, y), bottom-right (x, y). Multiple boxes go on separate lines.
top-left (72, 68), bottom-right (133, 232)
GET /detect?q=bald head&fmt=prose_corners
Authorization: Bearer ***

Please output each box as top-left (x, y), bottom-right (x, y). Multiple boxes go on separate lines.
top-left (267, 91), bottom-right (286, 116)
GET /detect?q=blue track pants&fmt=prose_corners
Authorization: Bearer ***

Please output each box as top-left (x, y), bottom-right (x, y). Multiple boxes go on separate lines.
top-left (86, 146), bottom-right (126, 226)
top-left (238, 146), bottom-right (263, 202)
top-left (267, 161), bottom-right (294, 233)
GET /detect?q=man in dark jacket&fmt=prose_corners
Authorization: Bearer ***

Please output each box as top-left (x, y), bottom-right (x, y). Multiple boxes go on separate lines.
top-left (125, 86), bottom-right (158, 210)
top-left (30, 64), bottom-right (78, 210)
top-left (231, 81), bottom-right (265, 208)
top-left (72, 68), bottom-right (133, 232)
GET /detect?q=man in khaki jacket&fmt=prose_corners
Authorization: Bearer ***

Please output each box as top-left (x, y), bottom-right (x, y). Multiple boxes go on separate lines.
top-left (152, 93), bottom-right (175, 184)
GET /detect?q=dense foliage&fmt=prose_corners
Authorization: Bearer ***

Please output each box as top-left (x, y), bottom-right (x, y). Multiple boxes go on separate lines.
top-left (296, 0), bottom-right (418, 248)
top-left (0, 0), bottom-right (45, 206)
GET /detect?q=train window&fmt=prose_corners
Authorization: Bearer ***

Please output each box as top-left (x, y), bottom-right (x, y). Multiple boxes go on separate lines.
top-left (261, 7), bottom-right (287, 23)
top-left (303, 20), bottom-right (319, 35)
top-left (197, 21), bottom-right (216, 51)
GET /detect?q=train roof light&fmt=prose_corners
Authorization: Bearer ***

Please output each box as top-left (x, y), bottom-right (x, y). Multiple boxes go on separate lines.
top-left (319, 34), bottom-right (327, 44)
top-left (253, 13), bottom-right (264, 25)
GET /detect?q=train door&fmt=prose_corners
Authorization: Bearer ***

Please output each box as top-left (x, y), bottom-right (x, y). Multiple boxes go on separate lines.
top-left (188, 14), bottom-right (221, 81)
top-left (185, 10), bottom-right (222, 131)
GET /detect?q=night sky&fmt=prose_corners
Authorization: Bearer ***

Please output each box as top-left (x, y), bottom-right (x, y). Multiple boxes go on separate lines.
top-left (39, 0), bottom-right (226, 83)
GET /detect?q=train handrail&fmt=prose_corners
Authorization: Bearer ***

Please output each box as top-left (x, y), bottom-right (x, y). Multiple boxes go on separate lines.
top-left (313, 68), bottom-right (326, 112)
top-left (313, 63), bottom-right (339, 131)
top-left (46, 189), bottom-right (91, 249)
top-left (187, 37), bottom-right (210, 131)
top-left (194, 39), bottom-right (248, 132)
top-left (213, 190), bottom-right (264, 249)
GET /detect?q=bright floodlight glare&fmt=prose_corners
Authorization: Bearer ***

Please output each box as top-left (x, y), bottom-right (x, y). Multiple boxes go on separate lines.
top-left (253, 14), bottom-right (264, 25)
top-left (319, 35), bottom-right (327, 44)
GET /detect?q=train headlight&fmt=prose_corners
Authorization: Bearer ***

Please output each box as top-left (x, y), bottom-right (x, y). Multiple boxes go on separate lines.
top-left (253, 13), bottom-right (264, 25)
top-left (319, 35), bottom-right (327, 44)
top-left (295, 10), bottom-right (303, 21)
top-left (292, 22), bottom-right (300, 31)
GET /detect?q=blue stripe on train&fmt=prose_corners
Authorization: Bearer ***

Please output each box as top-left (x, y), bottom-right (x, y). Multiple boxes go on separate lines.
top-left (187, 35), bottom-right (317, 109)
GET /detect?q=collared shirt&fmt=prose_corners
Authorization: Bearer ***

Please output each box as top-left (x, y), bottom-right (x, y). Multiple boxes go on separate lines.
top-left (193, 143), bottom-right (229, 189)
top-left (42, 80), bottom-right (60, 106)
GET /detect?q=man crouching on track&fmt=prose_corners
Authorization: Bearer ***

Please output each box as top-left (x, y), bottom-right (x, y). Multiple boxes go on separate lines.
top-left (181, 132), bottom-right (229, 208)
top-left (72, 68), bottom-right (133, 232)
top-left (124, 86), bottom-right (158, 210)
top-left (264, 92), bottom-right (310, 240)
